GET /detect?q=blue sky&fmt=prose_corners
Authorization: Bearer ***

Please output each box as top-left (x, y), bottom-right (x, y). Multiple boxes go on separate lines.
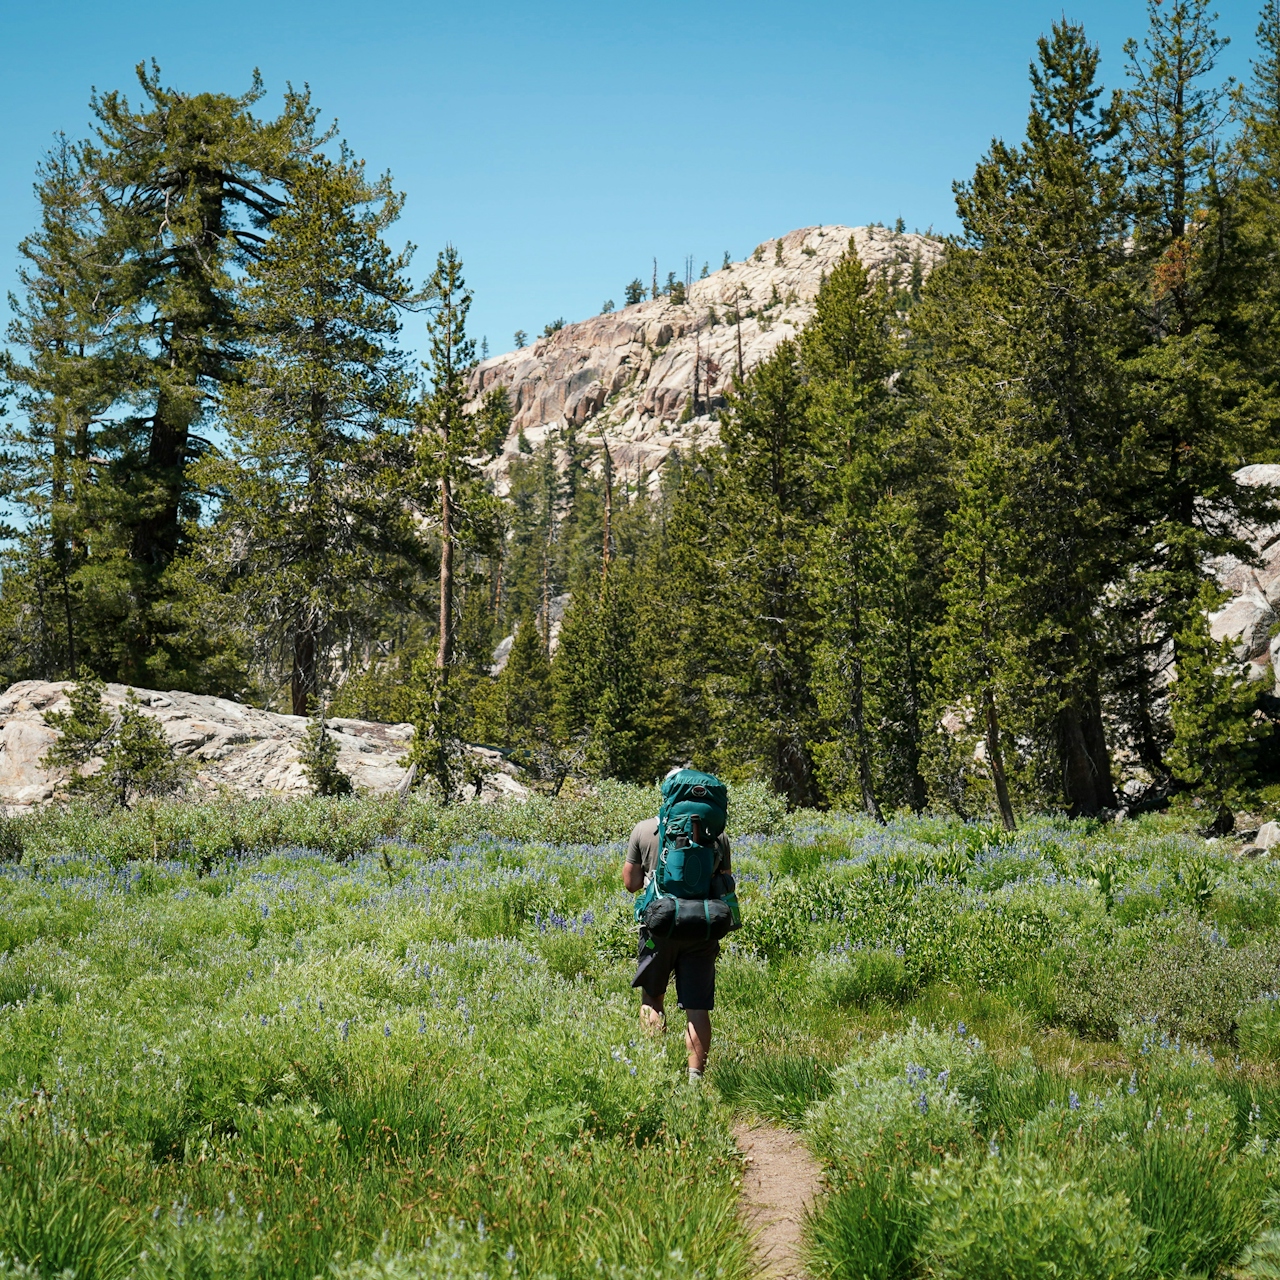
top-left (0, 0), bottom-right (1266, 362)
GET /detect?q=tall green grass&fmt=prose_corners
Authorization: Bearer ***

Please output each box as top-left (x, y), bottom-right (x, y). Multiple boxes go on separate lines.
top-left (7, 800), bottom-right (1280, 1277)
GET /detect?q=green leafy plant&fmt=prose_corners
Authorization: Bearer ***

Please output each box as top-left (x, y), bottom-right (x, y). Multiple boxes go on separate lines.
top-left (915, 1153), bottom-right (1143, 1280)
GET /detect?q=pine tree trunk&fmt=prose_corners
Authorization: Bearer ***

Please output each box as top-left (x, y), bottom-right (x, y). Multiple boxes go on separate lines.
top-left (1082, 696), bottom-right (1117, 807)
top-left (1060, 692), bottom-right (1118, 816)
top-left (847, 654), bottom-right (883, 823)
top-left (983, 688), bottom-right (1017, 832)
top-left (601, 438), bottom-right (613, 581)
top-left (292, 627), bottom-right (317, 717)
top-left (842, 582), bottom-right (883, 822)
top-left (53, 401), bottom-right (76, 674)
top-left (133, 385), bottom-right (194, 571)
top-left (438, 472), bottom-right (453, 670)
top-left (901, 618), bottom-right (928, 814)
top-left (1127, 644), bottom-right (1169, 780)
top-left (977, 547), bottom-right (1016, 830)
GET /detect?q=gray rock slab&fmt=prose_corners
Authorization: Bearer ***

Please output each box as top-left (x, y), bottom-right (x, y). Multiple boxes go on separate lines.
top-left (0, 680), bottom-right (527, 814)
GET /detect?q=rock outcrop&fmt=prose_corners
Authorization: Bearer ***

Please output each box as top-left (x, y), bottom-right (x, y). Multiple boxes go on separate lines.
top-left (468, 226), bottom-right (942, 491)
top-left (0, 681), bottom-right (526, 813)
top-left (1209, 464), bottom-right (1280, 685)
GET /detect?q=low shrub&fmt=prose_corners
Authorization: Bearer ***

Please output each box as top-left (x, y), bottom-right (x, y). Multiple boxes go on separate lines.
top-left (806, 1025), bottom-right (989, 1183)
top-left (7, 781), bottom-right (791, 871)
top-left (1055, 914), bottom-right (1280, 1042)
top-left (841, 1022), bottom-right (997, 1113)
top-left (807, 1071), bottom-right (977, 1171)
top-left (133, 1207), bottom-right (262, 1280)
top-left (1237, 1224), bottom-right (1280, 1279)
top-left (915, 1152), bottom-right (1143, 1280)
top-left (327, 1225), bottom-right (516, 1280)
top-left (802, 1027), bottom-right (983, 1280)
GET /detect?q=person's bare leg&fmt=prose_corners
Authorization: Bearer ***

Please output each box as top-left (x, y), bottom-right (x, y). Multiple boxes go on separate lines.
top-left (686, 1010), bottom-right (711, 1075)
top-left (640, 990), bottom-right (666, 1034)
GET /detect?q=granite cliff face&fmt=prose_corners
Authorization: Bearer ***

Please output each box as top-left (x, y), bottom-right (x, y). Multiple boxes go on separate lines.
top-left (468, 225), bottom-right (942, 490)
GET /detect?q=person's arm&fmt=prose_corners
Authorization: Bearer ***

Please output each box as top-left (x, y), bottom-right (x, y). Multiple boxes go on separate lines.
top-left (622, 824), bottom-right (646, 894)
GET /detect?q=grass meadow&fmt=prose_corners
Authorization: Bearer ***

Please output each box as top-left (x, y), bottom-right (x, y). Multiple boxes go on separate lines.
top-left (6, 788), bottom-right (1280, 1277)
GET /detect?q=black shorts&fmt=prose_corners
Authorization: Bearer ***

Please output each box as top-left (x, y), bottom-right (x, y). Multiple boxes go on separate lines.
top-left (632, 935), bottom-right (719, 1010)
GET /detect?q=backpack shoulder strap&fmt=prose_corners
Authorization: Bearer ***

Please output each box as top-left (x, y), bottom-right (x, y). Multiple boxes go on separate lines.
top-left (654, 812), bottom-right (666, 894)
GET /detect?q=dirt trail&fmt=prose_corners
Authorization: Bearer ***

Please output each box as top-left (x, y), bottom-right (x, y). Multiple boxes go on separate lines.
top-left (734, 1121), bottom-right (824, 1280)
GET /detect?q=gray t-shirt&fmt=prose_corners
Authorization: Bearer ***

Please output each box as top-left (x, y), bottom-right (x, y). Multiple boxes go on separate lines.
top-left (625, 816), bottom-right (731, 877)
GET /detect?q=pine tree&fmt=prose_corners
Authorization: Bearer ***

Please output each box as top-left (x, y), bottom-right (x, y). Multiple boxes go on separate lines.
top-left (407, 650), bottom-right (468, 803)
top-left (471, 614), bottom-right (556, 772)
top-left (1230, 2), bottom-right (1280, 466)
top-left (417, 246), bottom-right (505, 674)
top-left (917, 20), bottom-right (1133, 817)
top-left (801, 250), bottom-right (927, 818)
top-left (711, 343), bottom-right (821, 805)
top-left (195, 153), bottom-right (421, 714)
top-left (75, 65), bottom-right (321, 682)
top-left (409, 247), bottom-right (506, 796)
top-left (933, 442), bottom-right (1034, 831)
top-left (298, 709), bottom-right (354, 796)
top-left (553, 565), bottom-right (651, 780)
top-left (40, 669), bottom-right (112, 775)
top-left (104, 693), bottom-right (191, 808)
top-left (1168, 584), bottom-right (1272, 828)
top-left (1121, 0), bottom-right (1276, 684)
top-left (1, 135), bottom-right (115, 681)
top-left (41, 671), bottom-right (189, 808)
top-left (501, 433), bottom-right (564, 632)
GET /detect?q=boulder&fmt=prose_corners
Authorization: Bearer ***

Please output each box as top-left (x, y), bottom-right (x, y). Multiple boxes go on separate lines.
top-left (1209, 467), bottom-right (1280, 689)
top-left (1256, 820), bottom-right (1280, 850)
top-left (0, 680), bottom-right (527, 814)
top-left (1209, 587), bottom-right (1277, 663)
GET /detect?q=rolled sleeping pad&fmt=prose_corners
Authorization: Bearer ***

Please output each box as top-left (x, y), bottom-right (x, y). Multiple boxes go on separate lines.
top-left (643, 893), bottom-right (734, 942)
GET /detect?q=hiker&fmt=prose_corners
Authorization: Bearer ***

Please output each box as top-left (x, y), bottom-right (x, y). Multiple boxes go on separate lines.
top-left (623, 769), bottom-right (739, 1083)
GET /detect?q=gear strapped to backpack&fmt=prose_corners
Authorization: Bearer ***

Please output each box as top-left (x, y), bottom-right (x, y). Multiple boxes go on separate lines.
top-left (634, 769), bottom-right (741, 943)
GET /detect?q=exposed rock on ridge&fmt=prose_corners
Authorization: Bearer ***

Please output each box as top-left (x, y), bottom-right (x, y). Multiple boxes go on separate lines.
top-left (0, 681), bottom-right (526, 813)
top-left (1210, 464), bottom-right (1280, 686)
top-left (468, 225), bottom-right (942, 490)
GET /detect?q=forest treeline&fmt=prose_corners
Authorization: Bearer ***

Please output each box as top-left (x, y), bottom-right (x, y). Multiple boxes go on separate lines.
top-left (7, 0), bottom-right (1280, 825)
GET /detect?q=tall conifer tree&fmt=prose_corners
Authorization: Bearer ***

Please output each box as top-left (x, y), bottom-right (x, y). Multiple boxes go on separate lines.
top-left (712, 344), bottom-right (821, 805)
top-left (802, 251), bottom-right (927, 818)
top-left (417, 248), bottom-right (506, 674)
top-left (919, 20), bottom-right (1132, 817)
top-left (1, 136), bottom-right (111, 680)
top-left (196, 153), bottom-right (420, 713)
top-left (1122, 0), bottom-right (1275, 680)
top-left (80, 66), bottom-right (320, 681)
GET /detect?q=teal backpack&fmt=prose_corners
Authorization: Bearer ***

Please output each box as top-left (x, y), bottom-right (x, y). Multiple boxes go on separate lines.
top-left (634, 769), bottom-right (733, 935)
top-left (655, 768), bottom-right (728, 898)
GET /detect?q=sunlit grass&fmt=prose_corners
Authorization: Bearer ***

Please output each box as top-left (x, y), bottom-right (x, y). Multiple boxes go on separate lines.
top-left (4, 798), bottom-right (1280, 1276)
